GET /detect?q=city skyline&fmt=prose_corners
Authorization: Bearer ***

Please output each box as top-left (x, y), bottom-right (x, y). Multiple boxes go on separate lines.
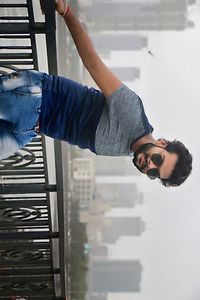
top-left (24, 1), bottom-right (200, 299)
top-left (78, 1), bottom-right (200, 300)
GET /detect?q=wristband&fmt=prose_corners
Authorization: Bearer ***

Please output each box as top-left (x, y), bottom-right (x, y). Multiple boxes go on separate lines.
top-left (62, 5), bottom-right (70, 17)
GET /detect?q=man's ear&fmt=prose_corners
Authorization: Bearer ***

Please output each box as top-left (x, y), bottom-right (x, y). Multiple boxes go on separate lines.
top-left (155, 139), bottom-right (168, 148)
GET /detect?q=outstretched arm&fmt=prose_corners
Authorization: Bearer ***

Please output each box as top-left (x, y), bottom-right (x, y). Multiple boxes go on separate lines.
top-left (54, 0), bottom-right (122, 97)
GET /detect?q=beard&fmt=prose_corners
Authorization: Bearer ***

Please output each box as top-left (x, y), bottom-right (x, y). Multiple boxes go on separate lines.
top-left (132, 143), bottom-right (155, 172)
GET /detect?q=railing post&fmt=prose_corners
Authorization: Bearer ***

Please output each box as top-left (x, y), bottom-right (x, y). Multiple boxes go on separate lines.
top-left (0, 1), bottom-right (68, 299)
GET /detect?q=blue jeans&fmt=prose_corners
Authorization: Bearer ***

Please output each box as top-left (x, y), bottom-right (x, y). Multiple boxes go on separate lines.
top-left (0, 70), bottom-right (43, 160)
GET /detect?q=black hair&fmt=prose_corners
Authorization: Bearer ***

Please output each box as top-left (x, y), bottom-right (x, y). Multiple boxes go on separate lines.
top-left (160, 140), bottom-right (193, 187)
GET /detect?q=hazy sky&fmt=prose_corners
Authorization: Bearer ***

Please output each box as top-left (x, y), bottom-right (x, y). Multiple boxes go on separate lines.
top-left (33, 1), bottom-right (200, 299)
top-left (104, 6), bottom-right (200, 300)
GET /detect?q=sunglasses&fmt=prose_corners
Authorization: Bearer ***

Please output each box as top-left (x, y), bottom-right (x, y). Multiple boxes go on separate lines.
top-left (147, 153), bottom-right (164, 180)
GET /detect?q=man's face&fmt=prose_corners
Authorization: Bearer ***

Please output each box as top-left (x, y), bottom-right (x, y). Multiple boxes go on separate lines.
top-left (133, 143), bottom-right (178, 180)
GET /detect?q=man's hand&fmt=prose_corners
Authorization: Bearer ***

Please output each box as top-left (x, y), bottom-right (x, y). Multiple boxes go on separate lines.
top-left (55, 0), bottom-right (68, 15)
top-left (39, 0), bottom-right (68, 15)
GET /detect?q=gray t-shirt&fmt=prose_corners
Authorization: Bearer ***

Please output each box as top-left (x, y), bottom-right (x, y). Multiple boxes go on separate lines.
top-left (95, 84), bottom-right (153, 156)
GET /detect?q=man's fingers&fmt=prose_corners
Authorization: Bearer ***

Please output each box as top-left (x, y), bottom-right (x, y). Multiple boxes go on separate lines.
top-left (40, 0), bottom-right (67, 15)
top-left (39, 0), bottom-right (45, 15)
top-left (39, 0), bottom-right (59, 15)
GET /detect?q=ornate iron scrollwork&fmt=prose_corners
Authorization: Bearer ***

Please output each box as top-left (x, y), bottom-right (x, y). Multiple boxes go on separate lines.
top-left (0, 207), bottom-right (41, 222)
top-left (0, 148), bottom-right (36, 170)
top-left (0, 282), bottom-right (51, 292)
top-left (0, 249), bottom-right (44, 262)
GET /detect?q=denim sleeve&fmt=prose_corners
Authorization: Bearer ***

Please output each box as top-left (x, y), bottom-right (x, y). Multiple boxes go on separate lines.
top-left (0, 120), bottom-right (21, 160)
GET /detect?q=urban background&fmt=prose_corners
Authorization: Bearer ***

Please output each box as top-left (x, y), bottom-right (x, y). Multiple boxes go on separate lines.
top-left (58, 1), bottom-right (200, 300)
top-left (1, 1), bottom-right (200, 300)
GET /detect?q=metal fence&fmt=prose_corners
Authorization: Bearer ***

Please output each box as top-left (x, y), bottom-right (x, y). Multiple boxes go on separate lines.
top-left (0, 1), bottom-right (67, 299)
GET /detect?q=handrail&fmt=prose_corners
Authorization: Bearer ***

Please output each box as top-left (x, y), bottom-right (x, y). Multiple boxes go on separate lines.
top-left (0, 1), bottom-right (67, 299)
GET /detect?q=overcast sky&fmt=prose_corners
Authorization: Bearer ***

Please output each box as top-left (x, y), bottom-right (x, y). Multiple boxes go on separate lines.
top-left (105, 5), bottom-right (200, 300)
top-left (33, 1), bottom-right (200, 299)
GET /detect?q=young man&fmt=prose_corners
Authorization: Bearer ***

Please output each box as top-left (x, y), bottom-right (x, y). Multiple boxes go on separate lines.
top-left (0, 0), bottom-right (192, 187)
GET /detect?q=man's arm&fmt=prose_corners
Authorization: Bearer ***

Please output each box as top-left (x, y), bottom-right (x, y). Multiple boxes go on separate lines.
top-left (55, 0), bottom-right (122, 97)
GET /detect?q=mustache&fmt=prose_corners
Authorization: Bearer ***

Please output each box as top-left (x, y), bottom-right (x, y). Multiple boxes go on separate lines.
top-left (132, 152), bottom-right (148, 171)
top-left (132, 143), bottom-right (155, 170)
top-left (134, 143), bottom-right (155, 157)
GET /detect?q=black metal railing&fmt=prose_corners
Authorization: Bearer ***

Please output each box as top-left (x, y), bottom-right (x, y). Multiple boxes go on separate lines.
top-left (0, 1), bottom-right (67, 299)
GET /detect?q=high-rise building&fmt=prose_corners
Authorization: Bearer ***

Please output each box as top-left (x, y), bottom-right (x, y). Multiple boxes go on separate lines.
top-left (102, 216), bottom-right (146, 243)
top-left (96, 183), bottom-right (143, 208)
top-left (84, 0), bottom-right (194, 31)
top-left (90, 294), bottom-right (108, 300)
top-left (95, 156), bottom-right (140, 176)
top-left (90, 33), bottom-right (147, 51)
top-left (89, 259), bottom-right (142, 293)
top-left (110, 67), bottom-right (140, 82)
top-left (91, 245), bottom-right (108, 257)
top-left (71, 158), bottom-right (95, 207)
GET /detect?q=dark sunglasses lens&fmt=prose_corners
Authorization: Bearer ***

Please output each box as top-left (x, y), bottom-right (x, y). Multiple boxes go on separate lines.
top-left (147, 168), bottom-right (159, 180)
top-left (151, 153), bottom-right (163, 167)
